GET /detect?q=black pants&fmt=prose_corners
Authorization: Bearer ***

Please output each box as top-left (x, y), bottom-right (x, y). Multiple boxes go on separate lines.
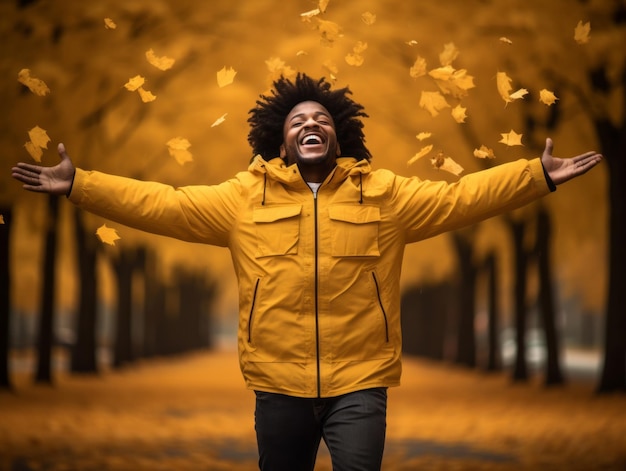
top-left (254, 387), bottom-right (387, 471)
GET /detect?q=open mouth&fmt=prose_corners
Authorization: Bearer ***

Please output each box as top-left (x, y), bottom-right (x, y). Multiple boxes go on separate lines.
top-left (300, 133), bottom-right (324, 146)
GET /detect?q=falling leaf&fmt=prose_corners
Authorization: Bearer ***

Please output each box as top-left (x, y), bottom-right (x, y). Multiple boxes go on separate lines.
top-left (451, 105), bottom-right (467, 123)
top-left (407, 144), bottom-right (433, 166)
top-left (419, 91), bottom-right (450, 117)
top-left (104, 18), bottom-right (117, 29)
top-left (318, 0), bottom-right (330, 13)
top-left (137, 87), bottom-right (156, 103)
top-left (217, 66), bottom-right (237, 87)
top-left (266, 57), bottom-right (296, 80)
top-left (430, 66), bottom-right (475, 98)
top-left (499, 37), bottom-right (513, 45)
top-left (539, 89), bottom-right (559, 106)
top-left (17, 69), bottom-right (50, 96)
top-left (409, 56), bottom-right (427, 78)
top-left (96, 224), bottom-right (121, 246)
top-left (345, 41), bottom-right (367, 66)
top-left (499, 129), bottom-right (523, 147)
top-left (124, 75), bottom-right (145, 91)
top-left (315, 18), bottom-right (343, 46)
top-left (431, 151), bottom-right (464, 176)
top-left (405, 40), bottom-right (418, 46)
top-left (24, 141), bottom-right (43, 162)
top-left (439, 42), bottom-right (459, 66)
top-left (296, 50), bottom-right (308, 56)
top-left (361, 12), bottom-right (376, 25)
top-left (323, 60), bottom-right (339, 80)
top-left (211, 113), bottom-right (228, 127)
top-left (166, 137), bottom-right (193, 165)
top-left (28, 126), bottom-right (51, 150)
top-left (301, 8), bottom-right (320, 21)
top-left (574, 20), bottom-right (590, 44)
top-left (473, 145), bottom-right (496, 159)
top-left (509, 88), bottom-right (528, 101)
top-left (146, 49), bottom-right (175, 71)
top-left (416, 132), bottom-right (432, 141)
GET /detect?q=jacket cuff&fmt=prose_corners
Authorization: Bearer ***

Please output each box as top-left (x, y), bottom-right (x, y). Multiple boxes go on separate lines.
top-left (541, 162), bottom-right (557, 192)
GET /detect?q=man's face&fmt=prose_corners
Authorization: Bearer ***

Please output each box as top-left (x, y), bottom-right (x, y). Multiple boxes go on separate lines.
top-left (280, 101), bottom-right (340, 174)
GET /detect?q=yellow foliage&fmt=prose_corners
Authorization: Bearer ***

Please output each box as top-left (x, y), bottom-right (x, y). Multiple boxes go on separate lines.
top-left (96, 224), bottom-right (121, 246)
top-left (499, 129), bottom-right (524, 146)
top-left (17, 69), bottom-right (50, 96)
top-left (407, 144), bottom-right (433, 166)
top-left (451, 105), bottom-right (467, 123)
top-left (217, 66), bottom-right (237, 87)
top-left (103, 18), bottom-right (117, 29)
top-left (124, 75), bottom-right (145, 91)
top-left (473, 145), bottom-right (496, 159)
top-left (361, 12), bottom-right (376, 26)
top-left (539, 89), bottom-right (559, 106)
top-left (431, 151), bottom-right (464, 176)
top-left (146, 49), bottom-right (175, 71)
top-left (166, 137), bottom-right (193, 165)
top-left (574, 20), bottom-right (591, 44)
top-left (409, 56), bottom-right (427, 79)
top-left (419, 91), bottom-right (450, 117)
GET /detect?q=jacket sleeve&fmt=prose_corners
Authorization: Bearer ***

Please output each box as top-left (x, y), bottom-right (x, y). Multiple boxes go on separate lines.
top-left (68, 168), bottom-right (241, 246)
top-left (393, 158), bottom-right (552, 243)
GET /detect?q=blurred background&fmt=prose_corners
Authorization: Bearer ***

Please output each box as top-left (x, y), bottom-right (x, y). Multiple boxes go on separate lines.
top-left (0, 0), bottom-right (624, 392)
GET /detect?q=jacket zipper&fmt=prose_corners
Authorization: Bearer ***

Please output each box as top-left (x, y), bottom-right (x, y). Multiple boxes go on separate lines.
top-left (371, 272), bottom-right (390, 342)
top-left (313, 191), bottom-right (322, 397)
top-left (247, 278), bottom-right (260, 343)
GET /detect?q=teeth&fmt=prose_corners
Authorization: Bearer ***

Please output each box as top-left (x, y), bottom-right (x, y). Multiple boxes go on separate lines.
top-left (302, 135), bottom-right (322, 145)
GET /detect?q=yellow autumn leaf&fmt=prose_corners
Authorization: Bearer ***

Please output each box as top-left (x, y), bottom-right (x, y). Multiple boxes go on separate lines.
top-left (539, 89), bottom-right (559, 106)
top-left (473, 145), bottom-right (496, 159)
top-left (296, 50), bottom-right (308, 57)
top-left (318, 0), bottom-right (330, 13)
top-left (439, 42), bottom-right (459, 66)
top-left (24, 141), bottom-right (43, 162)
top-left (28, 126), bottom-right (51, 150)
top-left (17, 69), bottom-right (50, 96)
top-left (405, 40), bottom-right (418, 46)
top-left (499, 37), bottom-right (513, 44)
top-left (104, 18), bottom-right (117, 29)
top-left (430, 66), bottom-right (475, 98)
top-left (361, 12), bottom-right (376, 25)
top-left (146, 49), bottom-right (175, 71)
top-left (345, 41), bottom-right (367, 67)
top-left (137, 87), bottom-right (156, 103)
top-left (407, 144), bottom-right (433, 166)
top-left (419, 91), bottom-right (450, 117)
top-left (574, 20), bottom-right (590, 44)
top-left (211, 113), bottom-right (228, 127)
top-left (499, 129), bottom-right (524, 147)
top-left (431, 151), bottom-right (464, 176)
top-left (496, 71), bottom-right (513, 103)
top-left (124, 75), bottom-right (145, 91)
top-left (428, 65), bottom-right (455, 81)
top-left (217, 66), bottom-right (237, 87)
top-left (301, 8), bottom-right (321, 21)
top-left (96, 224), bottom-right (121, 246)
top-left (166, 137), bottom-right (193, 165)
top-left (451, 105), bottom-right (467, 123)
top-left (266, 57), bottom-right (296, 80)
top-left (416, 132), bottom-right (432, 141)
top-left (315, 18), bottom-right (343, 46)
top-left (409, 56), bottom-right (427, 78)
top-left (509, 88), bottom-right (528, 101)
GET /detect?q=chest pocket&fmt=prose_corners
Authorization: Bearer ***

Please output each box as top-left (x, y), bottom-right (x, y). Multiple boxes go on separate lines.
top-left (253, 204), bottom-right (302, 258)
top-left (328, 204), bottom-right (381, 257)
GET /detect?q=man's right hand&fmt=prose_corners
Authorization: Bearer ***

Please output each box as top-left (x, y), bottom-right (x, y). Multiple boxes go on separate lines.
top-left (12, 142), bottom-right (76, 196)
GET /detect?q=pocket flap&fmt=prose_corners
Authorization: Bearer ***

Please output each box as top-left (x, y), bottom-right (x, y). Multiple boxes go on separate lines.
top-left (328, 205), bottom-right (381, 224)
top-left (253, 205), bottom-right (302, 223)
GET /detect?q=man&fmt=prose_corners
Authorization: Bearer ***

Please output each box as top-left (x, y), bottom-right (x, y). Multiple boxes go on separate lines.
top-left (12, 74), bottom-right (602, 471)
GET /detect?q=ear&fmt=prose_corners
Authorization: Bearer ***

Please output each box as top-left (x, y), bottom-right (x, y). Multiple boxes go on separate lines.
top-left (336, 143), bottom-right (341, 156)
top-left (279, 143), bottom-right (286, 159)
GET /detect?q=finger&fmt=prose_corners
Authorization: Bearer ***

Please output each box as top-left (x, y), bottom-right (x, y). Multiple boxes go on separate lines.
top-left (58, 142), bottom-right (69, 161)
top-left (543, 137), bottom-right (554, 156)
top-left (14, 162), bottom-right (42, 173)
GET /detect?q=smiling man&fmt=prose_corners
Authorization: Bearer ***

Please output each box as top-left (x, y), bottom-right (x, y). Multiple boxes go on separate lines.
top-left (12, 73), bottom-right (602, 471)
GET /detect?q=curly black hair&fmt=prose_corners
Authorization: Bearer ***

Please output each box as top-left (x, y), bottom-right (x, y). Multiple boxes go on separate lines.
top-left (247, 73), bottom-right (371, 161)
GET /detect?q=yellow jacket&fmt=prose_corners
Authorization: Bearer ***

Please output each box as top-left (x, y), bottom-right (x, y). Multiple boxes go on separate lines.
top-left (69, 155), bottom-right (550, 398)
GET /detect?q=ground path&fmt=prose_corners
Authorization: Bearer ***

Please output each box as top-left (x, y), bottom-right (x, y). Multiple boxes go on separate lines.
top-left (1, 349), bottom-right (625, 470)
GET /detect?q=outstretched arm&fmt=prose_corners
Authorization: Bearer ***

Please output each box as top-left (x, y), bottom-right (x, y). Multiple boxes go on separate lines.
top-left (12, 143), bottom-right (75, 196)
top-left (541, 137), bottom-right (602, 186)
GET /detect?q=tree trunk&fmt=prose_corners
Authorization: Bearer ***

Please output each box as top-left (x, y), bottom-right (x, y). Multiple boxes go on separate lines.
top-left (70, 209), bottom-right (99, 373)
top-left (113, 247), bottom-right (135, 368)
top-left (597, 122), bottom-right (626, 393)
top-left (453, 231), bottom-right (477, 368)
top-left (35, 194), bottom-right (59, 384)
top-left (535, 206), bottom-right (565, 386)
top-left (0, 207), bottom-right (12, 390)
top-left (484, 252), bottom-right (501, 372)
top-left (509, 218), bottom-right (529, 382)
